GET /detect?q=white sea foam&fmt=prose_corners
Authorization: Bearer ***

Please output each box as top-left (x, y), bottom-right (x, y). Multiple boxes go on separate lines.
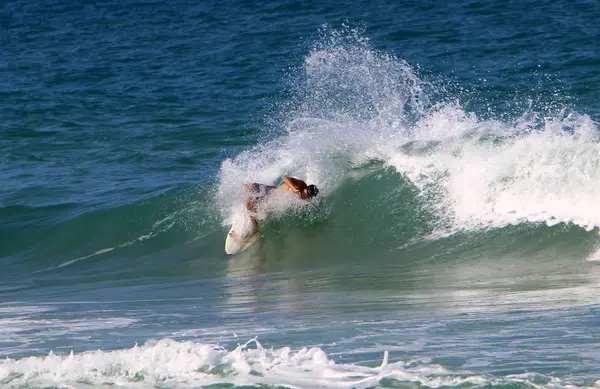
top-left (386, 104), bottom-right (600, 233)
top-left (0, 338), bottom-right (581, 389)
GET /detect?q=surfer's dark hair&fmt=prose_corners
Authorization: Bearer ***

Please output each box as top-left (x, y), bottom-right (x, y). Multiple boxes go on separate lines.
top-left (306, 184), bottom-right (319, 198)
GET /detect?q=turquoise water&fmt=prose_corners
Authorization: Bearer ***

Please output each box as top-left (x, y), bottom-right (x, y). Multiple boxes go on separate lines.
top-left (3, 0), bottom-right (600, 388)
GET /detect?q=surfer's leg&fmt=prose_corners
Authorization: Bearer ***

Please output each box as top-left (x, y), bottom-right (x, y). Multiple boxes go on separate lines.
top-left (244, 184), bottom-right (275, 235)
top-left (249, 215), bottom-right (259, 234)
top-left (245, 197), bottom-right (260, 234)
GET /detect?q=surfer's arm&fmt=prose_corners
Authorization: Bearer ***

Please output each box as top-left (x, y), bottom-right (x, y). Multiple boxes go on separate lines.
top-left (281, 176), bottom-right (307, 194)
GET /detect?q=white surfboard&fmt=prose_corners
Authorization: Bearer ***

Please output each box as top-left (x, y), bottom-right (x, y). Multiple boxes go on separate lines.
top-left (225, 217), bottom-right (259, 255)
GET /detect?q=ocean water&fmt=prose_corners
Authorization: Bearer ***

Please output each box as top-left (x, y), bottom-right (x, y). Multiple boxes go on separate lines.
top-left (2, 0), bottom-right (600, 387)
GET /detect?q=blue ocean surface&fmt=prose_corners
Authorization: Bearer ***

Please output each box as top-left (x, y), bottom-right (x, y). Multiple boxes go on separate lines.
top-left (2, 0), bottom-right (600, 387)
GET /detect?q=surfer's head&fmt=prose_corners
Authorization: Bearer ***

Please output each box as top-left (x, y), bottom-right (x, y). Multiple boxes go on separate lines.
top-left (304, 184), bottom-right (319, 199)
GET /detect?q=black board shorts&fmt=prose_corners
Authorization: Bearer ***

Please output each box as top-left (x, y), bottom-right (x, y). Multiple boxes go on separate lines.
top-left (248, 183), bottom-right (277, 198)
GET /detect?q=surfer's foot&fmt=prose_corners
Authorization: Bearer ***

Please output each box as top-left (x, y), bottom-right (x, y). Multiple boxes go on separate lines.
top-left (230, 230), bottom-right (257, 243)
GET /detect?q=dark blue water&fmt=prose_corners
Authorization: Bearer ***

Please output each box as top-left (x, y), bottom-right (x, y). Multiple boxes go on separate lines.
top-left (2, 0), bottom-right (600, 388)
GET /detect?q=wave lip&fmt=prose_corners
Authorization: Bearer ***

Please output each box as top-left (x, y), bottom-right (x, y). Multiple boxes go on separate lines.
top-left (388, 104), bottom-right (600, 234)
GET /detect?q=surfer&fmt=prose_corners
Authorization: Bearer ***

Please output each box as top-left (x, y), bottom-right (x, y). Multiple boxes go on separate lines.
top-left (243, 176), bottom-right (319, 234)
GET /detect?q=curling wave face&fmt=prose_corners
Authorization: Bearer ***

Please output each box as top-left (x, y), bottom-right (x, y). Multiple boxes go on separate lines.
top-left (217, 28), bottom-right (600, 240)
